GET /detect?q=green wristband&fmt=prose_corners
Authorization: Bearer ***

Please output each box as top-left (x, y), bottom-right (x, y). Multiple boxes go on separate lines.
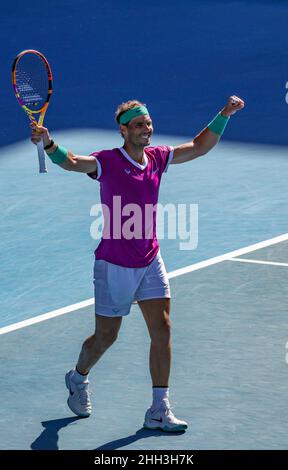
top-left (208, 113), bottom-right (230, 136)
top-left (47, 145), bottom-right (68, 164)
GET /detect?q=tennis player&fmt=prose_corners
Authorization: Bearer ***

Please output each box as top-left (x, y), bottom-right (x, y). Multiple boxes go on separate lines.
top-left (31, 96), bottom-right (244, 431)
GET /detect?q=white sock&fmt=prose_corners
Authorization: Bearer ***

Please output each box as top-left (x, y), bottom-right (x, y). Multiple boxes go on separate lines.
top-left (151, 387), bottom-right (170, 410)
top-left (72, 368), bottom-right (89, 384)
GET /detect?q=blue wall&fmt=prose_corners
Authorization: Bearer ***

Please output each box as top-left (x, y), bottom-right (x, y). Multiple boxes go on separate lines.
top-left (1, 0), bottom-right (288, 147)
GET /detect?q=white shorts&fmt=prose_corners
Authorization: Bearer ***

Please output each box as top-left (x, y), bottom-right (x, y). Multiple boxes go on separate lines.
top-left (94, 251), bottom-right (171, 317)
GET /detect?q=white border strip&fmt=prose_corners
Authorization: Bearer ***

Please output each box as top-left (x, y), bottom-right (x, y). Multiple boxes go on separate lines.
top-left (229, 258), bottom-right (288, 267)
top-left (1, 232), bottom-right (288, 335)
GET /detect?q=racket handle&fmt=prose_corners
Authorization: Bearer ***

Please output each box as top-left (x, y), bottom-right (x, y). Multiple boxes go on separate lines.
top-left (36, 139), bottom-right (47, 173)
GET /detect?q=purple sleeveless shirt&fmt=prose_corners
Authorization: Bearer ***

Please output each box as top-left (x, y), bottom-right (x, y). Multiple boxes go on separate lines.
top-left (88, 146), bottom-right (173, 267)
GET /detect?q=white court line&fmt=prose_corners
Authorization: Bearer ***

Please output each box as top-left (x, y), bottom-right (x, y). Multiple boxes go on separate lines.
top-left (229, 258), bottom-right (288, 267)
top-left (0, 299), bottom-right (94, 336)
top-left (167, 232), bottom-right (288, 279)
top-left (1, 232), bottom-right (288, 336)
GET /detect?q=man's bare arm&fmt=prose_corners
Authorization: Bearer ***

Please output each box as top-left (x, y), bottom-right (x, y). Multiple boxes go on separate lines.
top-left (171, 95), bottom-right (245, 165)
top-left (30, 122), bottom-right (97, 174)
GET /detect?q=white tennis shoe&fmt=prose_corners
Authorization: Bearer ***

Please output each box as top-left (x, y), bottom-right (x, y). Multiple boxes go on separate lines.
top-left (143, 406), bottom-right (188, 432)
top-left (65, 369), bottom-right (92, 417)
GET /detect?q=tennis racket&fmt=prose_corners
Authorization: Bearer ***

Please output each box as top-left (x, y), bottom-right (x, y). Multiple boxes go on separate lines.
top-left (12, 49), bottom-right (53, 173)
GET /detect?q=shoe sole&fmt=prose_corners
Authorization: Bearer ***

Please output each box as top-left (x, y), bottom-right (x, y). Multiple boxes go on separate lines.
top-left (65, 373), bottom-right (91, 418)
top-left (143, 422), bottom-right (188, 432)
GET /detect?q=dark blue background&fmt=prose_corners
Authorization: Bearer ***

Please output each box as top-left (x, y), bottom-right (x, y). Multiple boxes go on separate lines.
top-left (1, 0), bottom-right (287, 147)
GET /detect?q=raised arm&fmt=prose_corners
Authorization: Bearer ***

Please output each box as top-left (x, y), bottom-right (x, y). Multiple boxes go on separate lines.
top-left (171, 95), bottom-right (245, 165)
top-left (30, 122), bottom-right (97, 174)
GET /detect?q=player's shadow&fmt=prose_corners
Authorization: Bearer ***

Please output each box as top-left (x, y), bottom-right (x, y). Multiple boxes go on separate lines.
top-left (94, 428), bottom-right (186, 450)
top-left (31, 418), bottom-right (185, 450)
top-left (30, 417), bottom-right (83, 450)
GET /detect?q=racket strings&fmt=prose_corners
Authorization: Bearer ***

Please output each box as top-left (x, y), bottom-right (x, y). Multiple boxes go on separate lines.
top-left (15, 55), bottom-right (49, 112)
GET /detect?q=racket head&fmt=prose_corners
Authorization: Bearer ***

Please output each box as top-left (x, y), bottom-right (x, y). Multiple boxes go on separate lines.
top-left (12, 49), bottom-right (52, 124)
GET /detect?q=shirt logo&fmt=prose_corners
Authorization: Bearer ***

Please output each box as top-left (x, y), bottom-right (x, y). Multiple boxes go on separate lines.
top-left (152, 168), bottom-right (159, 174)
top-left (112, 308), bottom-right (120, 313)
top-left (124, 169), bottom-right (131, 174)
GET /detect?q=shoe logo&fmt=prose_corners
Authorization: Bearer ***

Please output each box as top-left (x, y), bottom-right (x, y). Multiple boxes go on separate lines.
top-left (151, 417), bottom-right (163, 423)
top-left (125, 169), bottom-right (131, 174)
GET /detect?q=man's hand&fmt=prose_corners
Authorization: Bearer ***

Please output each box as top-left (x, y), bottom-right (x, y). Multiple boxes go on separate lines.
top-left (221, 95), bottom-right (245, 117)
top-left (30, 122), bottom-right (52, 148)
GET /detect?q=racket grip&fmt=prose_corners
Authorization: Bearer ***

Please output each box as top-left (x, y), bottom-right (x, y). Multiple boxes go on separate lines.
top-left (36, 139), bottom-right (47, 173)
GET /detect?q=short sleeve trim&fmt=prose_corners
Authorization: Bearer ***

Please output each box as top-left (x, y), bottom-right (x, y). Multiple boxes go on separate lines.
top-left (87, 157), bottom-right (101, 180)
top-left (164, 147), bottom-right (174, 173)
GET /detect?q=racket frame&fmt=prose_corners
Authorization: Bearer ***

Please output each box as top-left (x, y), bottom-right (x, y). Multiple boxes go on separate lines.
top-left (12, 49), bottom-right (53, 173)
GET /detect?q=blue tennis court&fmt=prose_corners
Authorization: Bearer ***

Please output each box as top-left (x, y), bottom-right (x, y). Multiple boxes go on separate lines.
top-left (1, 235), bottom-right (288, 449)
top-left (1, 131), bottom-right (288, 450)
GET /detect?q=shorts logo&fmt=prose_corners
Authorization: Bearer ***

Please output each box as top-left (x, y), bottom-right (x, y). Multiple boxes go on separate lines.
top-left (112, 308), bottom-right (120, 313)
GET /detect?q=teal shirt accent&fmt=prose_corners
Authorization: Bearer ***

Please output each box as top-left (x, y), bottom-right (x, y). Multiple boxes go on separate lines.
top-left (208, 113), bottom-right (230, 136)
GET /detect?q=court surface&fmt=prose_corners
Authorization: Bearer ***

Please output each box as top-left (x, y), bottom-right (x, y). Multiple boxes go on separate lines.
top-left (1, 131), bottom-right (288, 449)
